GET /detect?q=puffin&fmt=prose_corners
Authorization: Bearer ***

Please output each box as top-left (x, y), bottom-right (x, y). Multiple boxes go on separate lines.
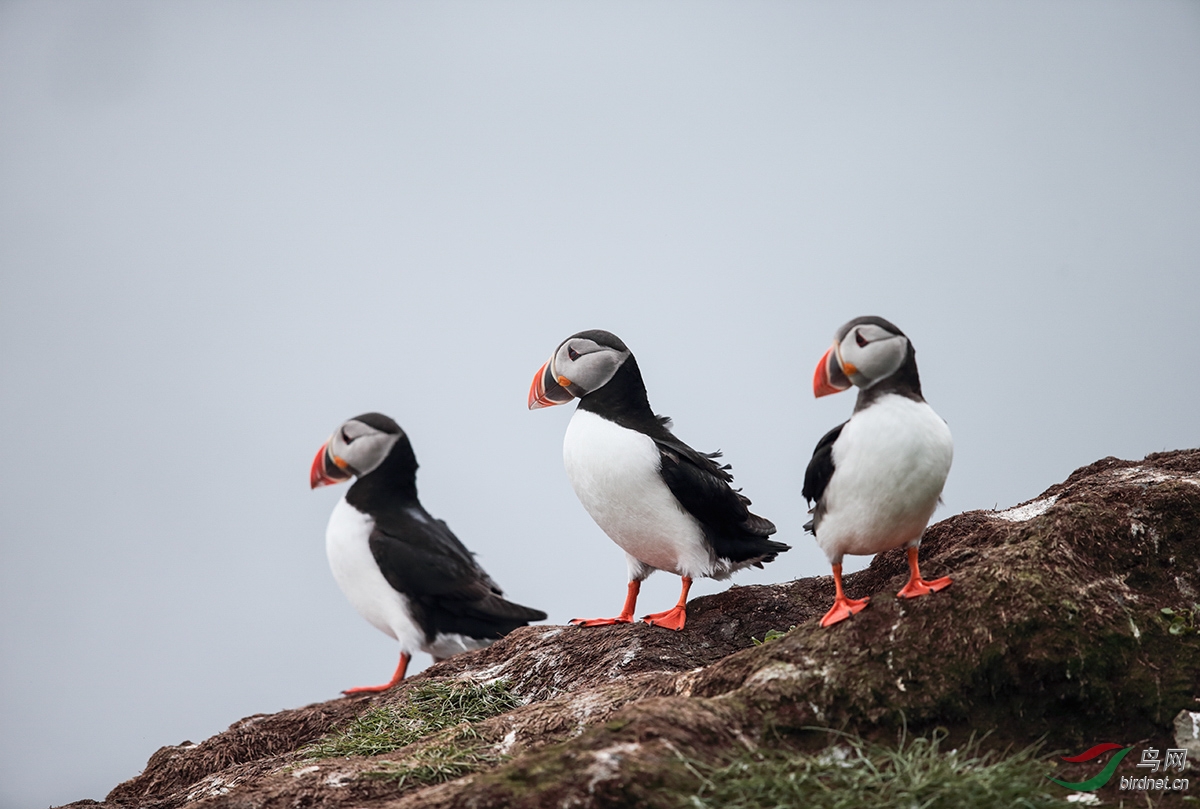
top-left (528, 329), bottom-right (788, 630)
top-left (310, 412), bottom-right (546, 693)
top-left (803, 316), bottom-right (954, 628)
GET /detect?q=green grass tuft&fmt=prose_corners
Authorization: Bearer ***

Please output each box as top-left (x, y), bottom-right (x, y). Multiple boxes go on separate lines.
top-left (685, 729), bottom-right (1063, 809)
top-left (364, 728), bottom-right (504, 788)
top-left (751, 627), bottom-right (795, 646)
top-left (1158, 604), bottom-right (1200, 636)
top-left (304, 679), bottom-right (521, 760)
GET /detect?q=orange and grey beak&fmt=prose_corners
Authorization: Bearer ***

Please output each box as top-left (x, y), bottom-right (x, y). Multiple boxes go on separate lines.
top-left (310, 441), bottom-right (353, 489)
top-left (813, 344), bottom-right (853, 398)
top-left (528, 358), bottom-right (576, 410)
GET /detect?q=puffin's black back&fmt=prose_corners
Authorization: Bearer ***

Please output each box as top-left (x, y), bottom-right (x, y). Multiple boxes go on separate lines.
top-left (347, 433), bottom-right (546, 643)
top-left (580, 353), bottom-right (788, 565)
top-left (368, 514), bottom-right (546, 643)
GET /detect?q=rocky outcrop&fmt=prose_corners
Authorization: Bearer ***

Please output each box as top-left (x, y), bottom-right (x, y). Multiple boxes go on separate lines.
top-left (65, 450), bottom-right (1200, 808)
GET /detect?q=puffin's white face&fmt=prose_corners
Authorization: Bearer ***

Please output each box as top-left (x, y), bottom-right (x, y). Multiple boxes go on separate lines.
top-left (528, 333), bottom-right (631, 409)
top-left (834, 323), bottom-right (908, 388)
top-left (310, 415), bottom-right (402, 488)
top-left (813, 318), bottom-right (910, 397)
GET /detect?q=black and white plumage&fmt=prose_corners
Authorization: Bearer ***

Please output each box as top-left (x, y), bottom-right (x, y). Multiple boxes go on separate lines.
top-left (310, 413), bottom-right (546, 693)
top-left (528, 330), bottom-right (788, 630)
top-left (804, 316), bottom-right (954, 628)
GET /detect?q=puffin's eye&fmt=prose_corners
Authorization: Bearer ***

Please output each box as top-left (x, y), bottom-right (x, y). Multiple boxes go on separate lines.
top-left (567, 346), bottom-right (581, 361)
top-left (341, 429), bottom-right (355, 444)
top-left (855, 330), bottom-right (869, 348)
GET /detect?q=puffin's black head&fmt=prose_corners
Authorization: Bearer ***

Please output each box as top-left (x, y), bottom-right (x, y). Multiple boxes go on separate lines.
top-left (813, 316), bottom-right (913, 397)
top-left (527, 329), bottom-right (633, 409)
top-left (310, 412), bottom-right (405, 488)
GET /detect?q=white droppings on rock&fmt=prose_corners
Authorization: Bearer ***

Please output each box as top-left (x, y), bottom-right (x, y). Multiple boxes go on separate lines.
top-left (290, 765), bottom-right (320, 778)
top-left (568, 691), bottom-right (611, 736)
top-left (604, 638), bottom-right (643, 676)
top-left (1066, 793), bottom-right (1101, 805)
top-left (584, 743), bottom-right (642, 793)
top-left (324, 771), bottom-right (352, 788)
top-left (184, 775), bottom-right (234, 801)
top-left (1172, 709), bottom-right (1200, 758)
top-left (472, 663), bottom-right (509, 683)
top-left (1112, 467), bottom-right (1175, 485)
top-left (744, 661), bottom-right (803, 688)
top-left (1111, 466), bottom-right (1200, 488)
top-left (798, 655), bottom-right (833, 681)
top-left (673, 667), bottom-right (704, 697)
top-left (994, 495), bottom-right (1059, 522)
top-left (895, 677), bottom-right (907, 692)
top-left (540, 628), bottom-right (564, 639)
top-left (815, 745), bottom-right (854, 768)
top-left (496, 728), bottom-right (518, 755)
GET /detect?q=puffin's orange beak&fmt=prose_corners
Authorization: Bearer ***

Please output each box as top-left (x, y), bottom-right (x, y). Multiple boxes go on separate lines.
top-left (528, 358), bottom-right (574, 409)
top-left (813, 345), bottom-right (852, 398)
top-left (310, 441), bottom-right (353, 488)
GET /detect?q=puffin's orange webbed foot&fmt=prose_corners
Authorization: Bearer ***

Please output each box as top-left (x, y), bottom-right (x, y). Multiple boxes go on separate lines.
top-left (571, 580), bottom-right (641, 627)
top-left (820, 594), bottom-right (870, 627)
top-left (896, 575), bottom-right (952, 599)
top-left (642, 576), bottom-right (692, 631)
top-left (569, 616), bottom-right (634, 627)
top-left (820, 563), bottom-right (870, 628)
top-left (343, 682), bottom-right (397, 695)
top-left (642, 605), bottom-right (687, 631)
top-left (896, 547), bottom-right (952, 599)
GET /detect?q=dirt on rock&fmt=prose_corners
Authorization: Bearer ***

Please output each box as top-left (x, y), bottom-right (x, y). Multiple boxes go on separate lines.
top-left (61, 449), bottom-right (1200, 809)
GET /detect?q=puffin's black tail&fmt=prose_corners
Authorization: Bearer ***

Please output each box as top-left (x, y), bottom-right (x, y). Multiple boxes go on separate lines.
top-left (474, 595), bottom-right (548, 625)
top-left (429, 595), bottom-right (547, 641)
top-left (711, 533), bottom-right (792, 568)
top-left (709, 509), bottom-right (790, 567)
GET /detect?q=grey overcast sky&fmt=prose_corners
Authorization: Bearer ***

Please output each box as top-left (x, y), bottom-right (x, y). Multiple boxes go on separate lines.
top-left (2, 2), bottom-right (1198, 806)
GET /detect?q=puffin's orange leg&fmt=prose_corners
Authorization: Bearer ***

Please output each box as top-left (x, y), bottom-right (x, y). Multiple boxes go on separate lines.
top-left (343, 651), bottom-right (410, 695)
top-left (571, 580), bottom-right (640, 627)
top-left (896, 546), bottom-right (952, 598)
top-left (820, 564), bottom-right (870, 627)
top-left (643, 577), bottom-right (692, 631)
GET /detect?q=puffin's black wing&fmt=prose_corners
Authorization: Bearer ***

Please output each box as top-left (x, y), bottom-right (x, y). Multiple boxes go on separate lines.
top-left (367, 511), bottom-right (546, 642)
top-left (653, 432), bottom-right (788, 566)
top-left (802, 421), bottom-right (846, 535)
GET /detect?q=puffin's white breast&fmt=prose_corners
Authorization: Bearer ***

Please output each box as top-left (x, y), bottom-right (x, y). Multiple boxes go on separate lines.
top-left (325, 497), bottom-right (425, 653)
top-left (815, 394), bottom-right (953, 562)
top-left (563, 409), bottom-right (713, 578)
